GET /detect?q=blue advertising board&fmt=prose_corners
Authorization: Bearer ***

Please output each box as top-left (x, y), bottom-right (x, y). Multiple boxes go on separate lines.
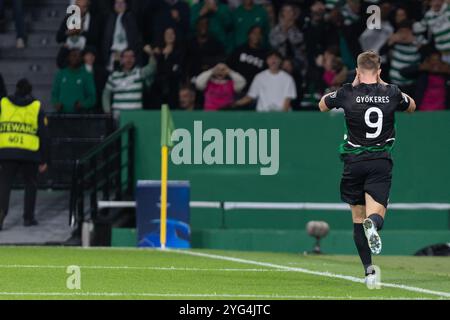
top-left (136, 181), bottom-right (191, 248)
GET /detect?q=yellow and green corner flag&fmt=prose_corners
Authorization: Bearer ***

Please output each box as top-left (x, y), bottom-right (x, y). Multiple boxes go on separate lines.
top-left (160, 104), bottom-right (175, 249)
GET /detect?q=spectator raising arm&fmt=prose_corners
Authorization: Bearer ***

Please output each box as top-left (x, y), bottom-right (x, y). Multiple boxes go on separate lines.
top-left (140, 50), bottom-right (157, 88)
top-left (229, 69), bottom-right (247, 92)
top-left (195, 68), bottom-right (214, 91)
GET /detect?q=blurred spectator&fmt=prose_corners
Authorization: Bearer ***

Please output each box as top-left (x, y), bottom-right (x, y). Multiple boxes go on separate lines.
top-left (415, 0), bottom-right (450, 64)
top-left (191, 0), bottom-right (233, 52)
top-left (281, 57), bottom-right (303, 110)
top-left (359, 0), bottom-right (393, 79)
top-left (147, 27), bottom-right (185, 110)
top-left (341, 0), bottom-right (361, 27)
top-left (304, 0), bottom-right (332, 66)
top-left (83, 47), bottom-right (108, 112)
top-left (315, 46), bottom-right (348, 91)
top-left (227, 0), bottom-right (269, 10)
top-left (149, 0), bottom-right (191, 45)
top-left (186, 16), bottom-right (225, 79)
top-left (327, 5), bottom-right (363, 70)
top-left (359, 1), bottom-right (393, 55)
top-left (325, 0), bottom-right (340, 10)
top-left (394, 6), bottom-right (409, 29)
top-left (195, 63), bottom-right (246, 111)
top-left (234, 51), bottom-right (297, 112)
top-left (103, 0), bottom-right (143, 71)
top-left (227, 25), bottom-right (268, 92)
top-left (263, 1), bottom-right (276, 29)
top-left (232, 0), bottom-right (270, 49)
top-left (102, 48), bottom-right (156, 114)
top-left (400, 51), bottom-right (450, 111)
top-left (51, 49), bottom-right (97, 113)
top-left (0, 0), bottom-right (26, 48)
top-left (388, 20), bottom-right (421, 96)
top-left (87, 0), bottom-right (113, 19)
top-left (57, 0), bottom-right (101, 68)
top-left (179, 85), bottom-right (198, 111)
top-left (269, 3), bottom-right (305, 68)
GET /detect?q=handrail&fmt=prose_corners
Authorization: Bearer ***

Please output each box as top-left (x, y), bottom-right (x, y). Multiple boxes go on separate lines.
top-left (77, 123), bottom-right (134, 164)
top-left (69, 123), bottom-right (135, 231)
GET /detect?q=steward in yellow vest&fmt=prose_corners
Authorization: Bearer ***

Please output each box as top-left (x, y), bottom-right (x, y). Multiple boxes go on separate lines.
top-left (0, 79), bottom-right (49, 230)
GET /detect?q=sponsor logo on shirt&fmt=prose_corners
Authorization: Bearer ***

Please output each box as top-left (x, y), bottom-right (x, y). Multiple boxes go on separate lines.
top-left (239, 53), bottom-right (264, 68)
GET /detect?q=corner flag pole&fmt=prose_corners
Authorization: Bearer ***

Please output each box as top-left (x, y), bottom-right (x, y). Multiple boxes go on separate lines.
top-left (160, 145), bottom-right (169, 250)
top-left (160, 105), bottom-right (174, 250)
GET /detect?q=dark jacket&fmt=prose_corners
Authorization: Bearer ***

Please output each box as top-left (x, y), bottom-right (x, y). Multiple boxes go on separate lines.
top-left (0, 74), bottom-right (6, 100)
top-left (185, 35), bottom-right (225, 78)
top-left (0, 94), bottom-right (50, 164)
top-left (149, 45), bottom-right (185, 110)
top-left (102, 11), bottom-right (143, 67)
top-left (227, 44), bottom-right (268, 91)
top-left (56, 13), bottom-right (102, 47)
top-left (400, 65), bottom-right (450, 109)
top-left (151, 0), bottom-right (190, 44)
top-left (56, 13), bottom-right (102, 67)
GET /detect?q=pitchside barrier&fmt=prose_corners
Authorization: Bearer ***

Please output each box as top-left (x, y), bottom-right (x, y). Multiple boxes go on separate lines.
top-left (13, 114), bottom-right (114, 189)
top-left (99, 200), bottom-right (450, 254)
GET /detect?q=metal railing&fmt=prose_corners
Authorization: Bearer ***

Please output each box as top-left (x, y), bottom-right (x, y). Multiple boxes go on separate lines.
top-left (69, 123), bottom-right (135, 229)
top-left (15, 114), bottom-right (115, 190)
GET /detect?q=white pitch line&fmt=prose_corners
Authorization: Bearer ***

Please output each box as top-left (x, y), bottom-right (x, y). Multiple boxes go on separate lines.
top-left (168, 250), bottom-right (450, 299)
top-left (0, 292), bottom-right (436, 300)
top-left (0, 265), bottom-right (283, 273)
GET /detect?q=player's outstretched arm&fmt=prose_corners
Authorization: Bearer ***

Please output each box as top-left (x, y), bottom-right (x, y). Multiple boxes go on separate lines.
top-left (318, 92), bottom-right (333, 112)
top-left (403, 93), bottom-right (416, 113)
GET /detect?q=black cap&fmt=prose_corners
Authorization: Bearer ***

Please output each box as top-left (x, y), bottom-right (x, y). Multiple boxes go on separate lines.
top-left (16, 78), bottom-right (32, 97)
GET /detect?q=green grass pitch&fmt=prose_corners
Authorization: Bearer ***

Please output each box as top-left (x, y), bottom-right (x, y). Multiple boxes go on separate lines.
top-left (0, 247), bottom-right (448, 300)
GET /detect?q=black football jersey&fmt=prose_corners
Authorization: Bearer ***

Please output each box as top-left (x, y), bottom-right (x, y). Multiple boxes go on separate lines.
top-left (325, 83), bottom-right (410, 162)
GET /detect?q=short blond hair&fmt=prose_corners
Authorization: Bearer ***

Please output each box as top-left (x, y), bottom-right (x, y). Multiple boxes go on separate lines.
top-left (357, 51), bottom-right (381, 72)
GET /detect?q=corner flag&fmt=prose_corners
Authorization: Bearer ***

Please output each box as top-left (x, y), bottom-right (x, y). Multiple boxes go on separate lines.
top-left (160, 104), bottom-right (175, 249)
top-left (161, 104), bottom-right (175, 148)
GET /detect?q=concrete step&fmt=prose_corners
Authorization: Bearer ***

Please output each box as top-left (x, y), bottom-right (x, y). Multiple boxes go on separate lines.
top-left (0, 190), bottom-right (72, 245)
top-left (3, 18), bottom-right (62, 33)
top-left (0, 46), bottom-right (58, 59)
top-left (3, 3), bottom-right (69, 21)
top-left (0, 58), bottom-right (57, 74)
top-left (0, 32), bottom-right (58, 48)
top-left (4, 72), bottom-right (54, 86)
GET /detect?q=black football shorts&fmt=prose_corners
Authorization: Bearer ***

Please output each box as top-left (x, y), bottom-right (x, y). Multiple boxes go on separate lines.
top-left (340, 159), bottom-right (393, 208)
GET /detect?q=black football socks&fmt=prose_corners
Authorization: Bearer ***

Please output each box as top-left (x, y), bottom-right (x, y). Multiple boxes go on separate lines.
top-left (353, 223), bottom-right (372, 274)
top-left (368, 214), bottom-right (384, 231)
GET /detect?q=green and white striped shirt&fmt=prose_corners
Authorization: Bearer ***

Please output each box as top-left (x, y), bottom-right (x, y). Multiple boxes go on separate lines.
top-left (341, 3), bottom-right (360, 26)
top-left (389, 43), bottom-right (421, 86)
top-left (106, 68), bottom-right (145, 110)
top-left (419, 3), bottom-right (450, 53)
top-left (103, 57), bottom-right (156, 112)
top-left (325, 0), bottom-right (340, 10)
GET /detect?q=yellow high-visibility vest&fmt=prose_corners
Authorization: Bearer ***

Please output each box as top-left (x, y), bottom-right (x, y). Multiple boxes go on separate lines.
top-left (0, 97), bottom-right (41, 151)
